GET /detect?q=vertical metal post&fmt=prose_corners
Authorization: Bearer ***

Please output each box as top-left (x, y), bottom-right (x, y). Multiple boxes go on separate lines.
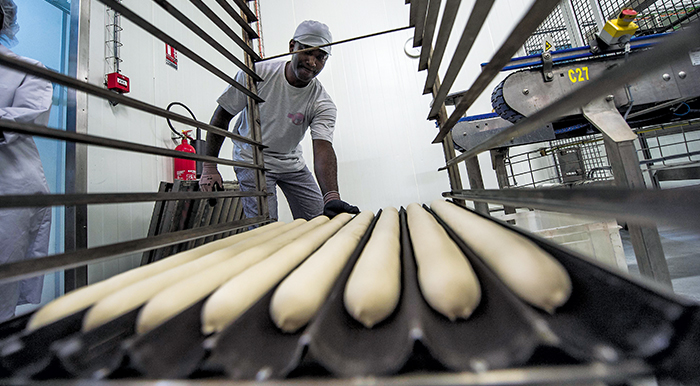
top-left (560, 0), bottom-right (585, 47)
top-left (583, 98), bottom-right (672, 287)
top-left (463, 156), bottom-right (489, 215)
top-left (431, 76), bottom-right (466, 207)
top-left (64, 0), bottom-right (90, 291)
top-left (240, 12), bottom-right (269, 220)
top-left (589, 0), bottom-right (606, 32)
top-left (490, 148), bottom-right (516, 215)
top-left (638, 132), bottom-right (660, 189)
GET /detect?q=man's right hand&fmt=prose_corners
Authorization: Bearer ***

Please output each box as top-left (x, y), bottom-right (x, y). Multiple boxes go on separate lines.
top-left (199, 162), bottom-right (223, 192)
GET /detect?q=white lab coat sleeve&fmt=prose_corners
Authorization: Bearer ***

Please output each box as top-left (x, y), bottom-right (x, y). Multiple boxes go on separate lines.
top-left (0, 68), bottom-right (53, 146)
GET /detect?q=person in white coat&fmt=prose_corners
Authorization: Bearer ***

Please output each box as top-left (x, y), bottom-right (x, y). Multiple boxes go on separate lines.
top-left (0, 0), bottom-right (52, 322)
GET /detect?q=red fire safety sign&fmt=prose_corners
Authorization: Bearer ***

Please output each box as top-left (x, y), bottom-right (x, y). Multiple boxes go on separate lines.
top-left (166, 44), bottom-right (178, 70)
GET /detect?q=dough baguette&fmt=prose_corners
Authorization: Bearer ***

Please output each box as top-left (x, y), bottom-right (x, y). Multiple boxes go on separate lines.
top-left (136, 216), bottom-right (329, 334)
top-left (407, 203), bottom-right (481, 321)
top-left (26, 221), bottom-right (284, 332)
top-left (343, 207), bottom-right (400, 328)
top-left (82, 220), bottom-right (304, 331)
top-left (201, 213), bottom-right (353, 334)
top-left (270, 211), bottom-right (375, 333)
top-left (430, 200), bottom-right (571, 313)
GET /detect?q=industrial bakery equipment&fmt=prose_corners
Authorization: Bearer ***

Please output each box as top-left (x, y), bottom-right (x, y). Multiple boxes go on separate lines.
top-left (1, 0), bottom-right (699, 384)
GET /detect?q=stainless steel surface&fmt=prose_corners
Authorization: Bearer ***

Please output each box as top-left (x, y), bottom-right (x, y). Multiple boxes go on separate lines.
top-left (242, 12), bottom-right (270, 220)
top-left (64, 0), bottom-right (91, 291)
top-left (654, 164), bottom-right (700, 181)
top-left (432, 0), bottom-right (561, 142)
top-left (95, 0), bottom-right (263, 101)
top-left (443, 186), bottom-right (700, 230)
top-left (490, 148), bottom-right (516, 214)
top-left (0, 217), bottom-right (269, 285)
top-left (409, 0), bottom-right (417, 27)
top-left (502, 62), bottom-right (629, 121)
top-left (412, 0), bottom-right (427, 47)
top-left (228, 0), bottom-right (257, 22)
top-left (0, 119), bottom-right (264, 170)
top-left (0, 360), bottom-right (653, 385)
top-left (463, 156), bottom-right (489, 215)
top-left (445, 21), bottom-right (700, 165)
top-left (501, 51), bottom-right (699, 125)
top-left (432, 76), bottom-right (466, 207)
top-left (582, 98), bottom-right (637, 142)
top-left (152, 0), bottom-right (261, 79)
top-left (195, 0), bottom-right (258, 40)
top-left (583, 98), bottom-right (671, 286)
top-left (0, 190), bottom-right (265, 209)
top-left (427, 0), bottom-right (494, 119)
top-left (422, 0), bottom-right (460, 94)
top-left (452, 116), bottom-right (555, 151)
top-left (0, 52), bottom-right (262, 145)
top-left (624, 0), bottom-right (658, 12)
top-left (417, 0), bottom-right (440, 71)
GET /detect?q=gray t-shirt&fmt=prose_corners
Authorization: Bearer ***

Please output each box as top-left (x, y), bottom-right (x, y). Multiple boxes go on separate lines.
top-left (217, 60), bottom-right (336, 173)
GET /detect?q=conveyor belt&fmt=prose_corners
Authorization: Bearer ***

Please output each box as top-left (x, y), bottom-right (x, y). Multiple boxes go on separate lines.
top-left (0, 205), bottom-right (698, 383)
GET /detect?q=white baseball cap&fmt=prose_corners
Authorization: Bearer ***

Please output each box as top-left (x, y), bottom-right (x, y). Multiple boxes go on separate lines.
top-left (293, 20), bottom-right (332, 55)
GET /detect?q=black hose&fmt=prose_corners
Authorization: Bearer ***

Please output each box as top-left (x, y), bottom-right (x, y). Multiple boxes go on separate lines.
top-left (166, 102), bottom-right (200, 140)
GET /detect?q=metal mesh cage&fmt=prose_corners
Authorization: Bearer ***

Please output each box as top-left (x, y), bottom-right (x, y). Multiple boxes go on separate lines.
top-left (570, 0), bottom-right (600, 42)
top-left (523, 4), bottom-right (573, 55)
top-left (598, 0), bottom-right (700, 35)
top-left (503, 134), bottom-right (613, 188)
top-left (523, 0), bottom-right (700, 55)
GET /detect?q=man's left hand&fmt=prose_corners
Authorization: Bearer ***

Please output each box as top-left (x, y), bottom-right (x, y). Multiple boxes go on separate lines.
top-left (324, 199), bottom-right (360, 218)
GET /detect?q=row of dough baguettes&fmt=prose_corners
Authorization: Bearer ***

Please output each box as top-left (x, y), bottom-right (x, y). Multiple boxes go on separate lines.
top-left (26, 200), bottom-right (571, 337)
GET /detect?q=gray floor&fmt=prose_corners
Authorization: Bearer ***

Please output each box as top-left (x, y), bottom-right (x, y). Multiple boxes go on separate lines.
top-left (621, 225), bottom-right (700, 302)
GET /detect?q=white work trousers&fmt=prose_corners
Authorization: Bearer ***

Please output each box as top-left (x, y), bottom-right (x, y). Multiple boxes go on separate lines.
top-left (0, 206), bottom-right (51, 321)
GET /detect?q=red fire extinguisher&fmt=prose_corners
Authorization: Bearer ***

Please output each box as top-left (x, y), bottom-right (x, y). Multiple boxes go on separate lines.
top-left (174, 130), bottom-right (197, 181)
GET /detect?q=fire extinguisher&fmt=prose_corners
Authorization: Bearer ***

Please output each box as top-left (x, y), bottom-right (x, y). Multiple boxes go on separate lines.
top-left (166, 102), bottom-right (206, 177)
top-left (174, 130), bottom-right (197, 181)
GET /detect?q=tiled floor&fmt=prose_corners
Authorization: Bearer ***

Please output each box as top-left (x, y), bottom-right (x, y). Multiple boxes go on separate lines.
top-left (621, 225), bottom-right (700, 303)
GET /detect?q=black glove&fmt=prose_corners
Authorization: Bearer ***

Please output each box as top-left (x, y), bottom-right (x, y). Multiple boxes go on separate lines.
top-left (323, 199), bottom-right (360, 218)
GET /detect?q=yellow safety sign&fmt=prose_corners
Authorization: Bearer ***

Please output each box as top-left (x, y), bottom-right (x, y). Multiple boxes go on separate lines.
top-left (542, 34), bottom-right (554, 53)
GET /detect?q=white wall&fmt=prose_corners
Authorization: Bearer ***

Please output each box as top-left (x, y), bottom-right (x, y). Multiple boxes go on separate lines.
top-left (82, 0), bottom-right (537, 281)
top-left (258, 0), bottom-right (535, 221)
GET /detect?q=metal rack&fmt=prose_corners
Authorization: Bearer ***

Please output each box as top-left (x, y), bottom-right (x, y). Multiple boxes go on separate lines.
top-left (1, 0), bottom-right (700, 384)
top-left (417, 0), bottom-right (700, 289)
top-left (0, 0), bottom-right (270, 289)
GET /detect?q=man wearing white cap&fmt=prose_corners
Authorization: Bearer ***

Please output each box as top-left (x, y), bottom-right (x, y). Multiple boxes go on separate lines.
top-left (0, 0), bottom-right (53, 321)
top-left (201, 20), bottom-right (359, 221)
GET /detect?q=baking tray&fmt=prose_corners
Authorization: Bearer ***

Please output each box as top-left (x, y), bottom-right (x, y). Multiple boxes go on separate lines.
top-left (430, 201), bottom-right (700, 382)
top-left (50, 307), bottom-right (141, 378)
top-left (206, 211), bottom-right (382, 380)
top-left (307, 207), bottom-right (554, 377)
top-left (125, 298), bottom-right (210, 379)
top-left (0, 308), bottom-right (88, 378)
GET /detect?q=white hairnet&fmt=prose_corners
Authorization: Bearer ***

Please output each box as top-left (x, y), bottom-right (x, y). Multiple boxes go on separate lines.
top-left (0, 0), bottom-right (19, 47)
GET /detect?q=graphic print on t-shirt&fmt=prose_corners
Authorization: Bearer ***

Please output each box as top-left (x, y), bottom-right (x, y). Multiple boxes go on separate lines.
top-left (287, 112), bottom-right (304, 125)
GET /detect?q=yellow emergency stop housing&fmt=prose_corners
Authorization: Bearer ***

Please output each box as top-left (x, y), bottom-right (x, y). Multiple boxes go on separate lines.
top-left (599, 8), bottom-right (639, 46)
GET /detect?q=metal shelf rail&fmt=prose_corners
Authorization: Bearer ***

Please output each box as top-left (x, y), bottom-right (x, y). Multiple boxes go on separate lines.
top-left (0, 0), bottom-right (270, 286)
